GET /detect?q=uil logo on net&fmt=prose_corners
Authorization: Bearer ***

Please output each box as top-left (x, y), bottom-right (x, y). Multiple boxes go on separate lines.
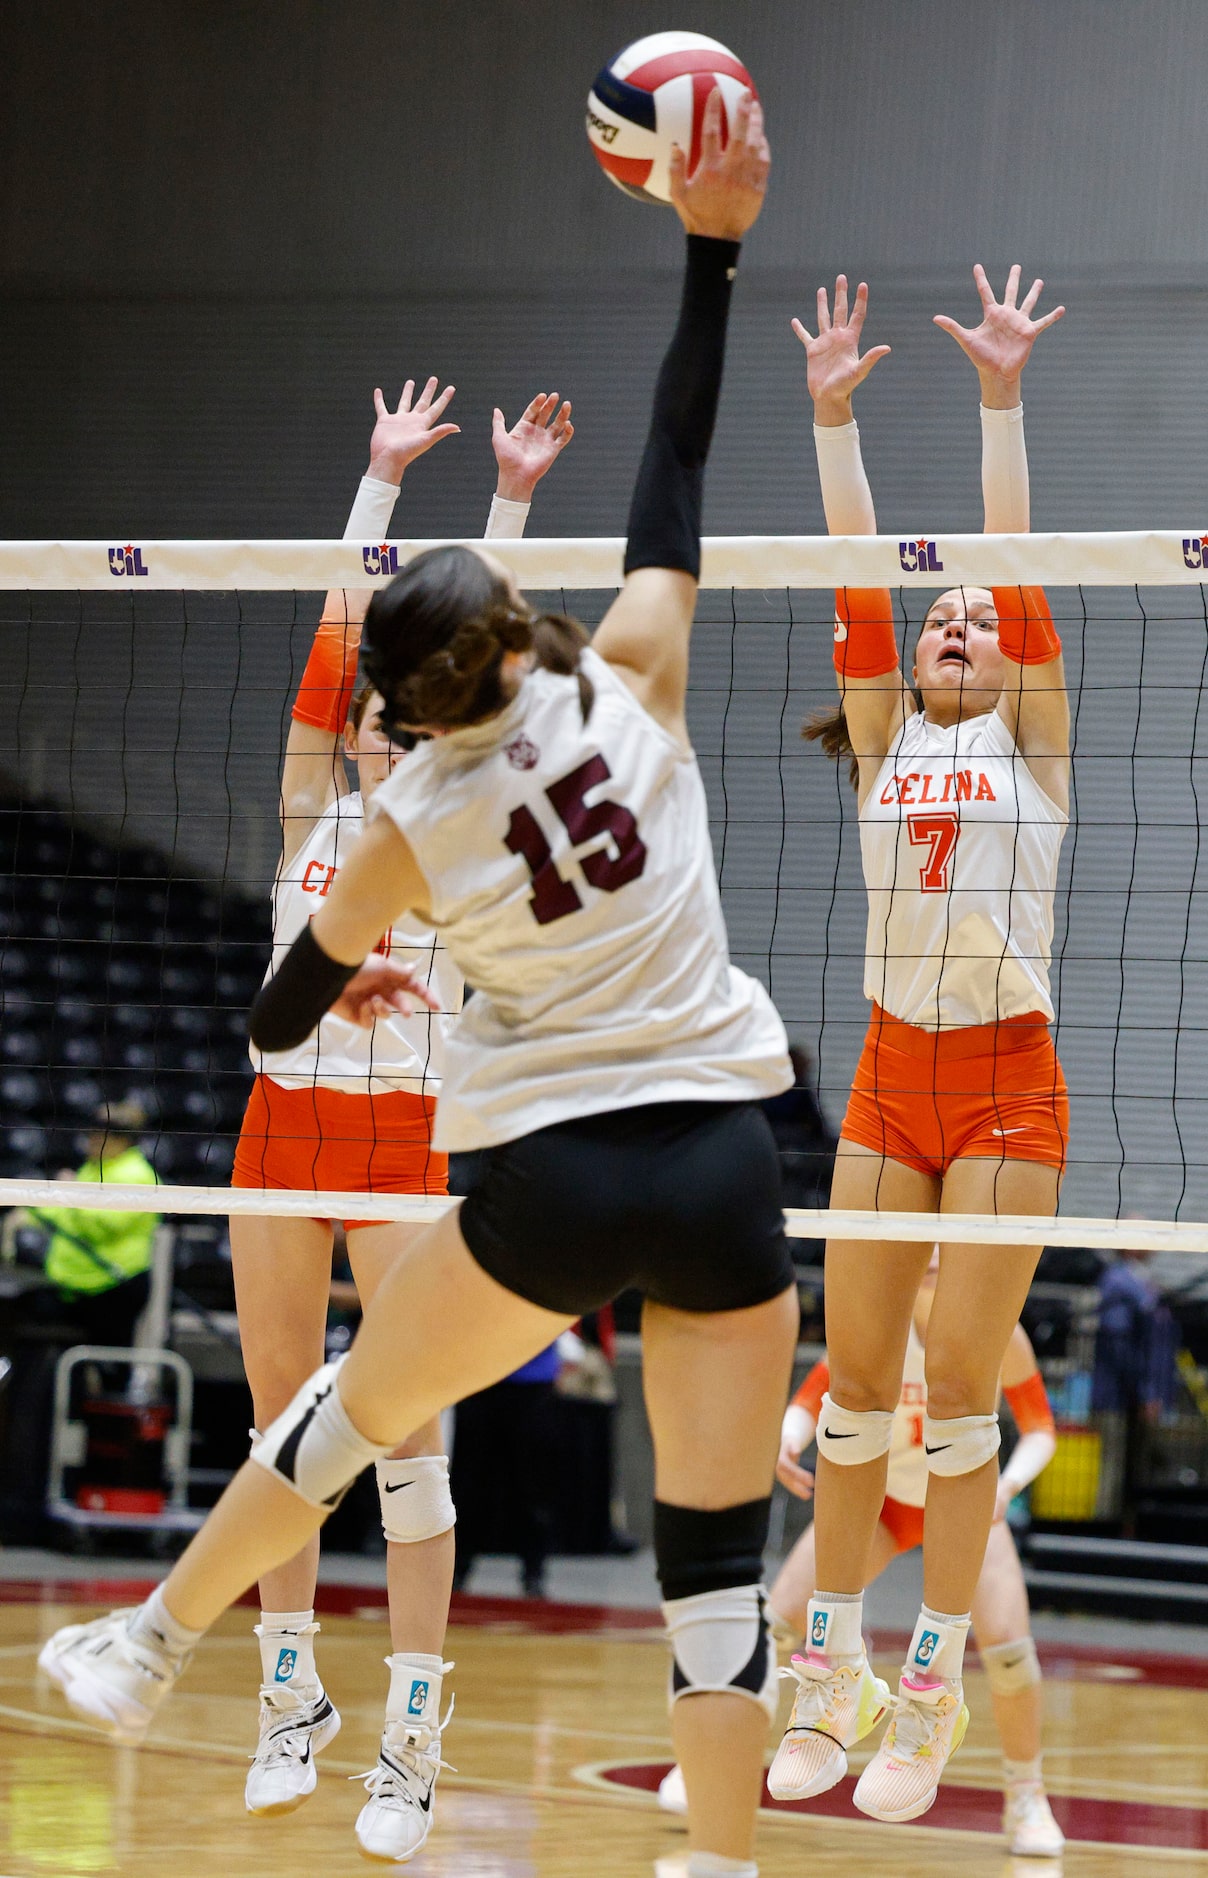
top-left (363, 544), bottom-right (400, 576)
top-left (1182, 535), bottom-right (1208, 570)
top-left (108, 545), bottom-right (149, 577)
top-left (899, 538), bottom-right (945, 574)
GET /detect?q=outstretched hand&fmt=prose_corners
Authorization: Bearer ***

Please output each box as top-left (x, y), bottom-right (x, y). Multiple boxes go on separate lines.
top-left (791, 275), bottom-right (891, 425)
top-left (367, 376), bottom-right (460, 484)
top-left (669, 86), bottom-right (770, 243)
top-left (331, 955), bottom-right (442, 1029)
top-left (934, 264), bottom-right (1065, 407)
top-left (492, 393), bottom-right (574, 503)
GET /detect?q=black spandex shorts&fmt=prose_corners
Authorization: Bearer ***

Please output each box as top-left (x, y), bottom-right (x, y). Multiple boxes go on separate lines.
top-left (456, 1099), bottom-right (794, 1317)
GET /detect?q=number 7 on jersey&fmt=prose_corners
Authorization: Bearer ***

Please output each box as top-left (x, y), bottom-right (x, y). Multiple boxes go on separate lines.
top-left (907, 811), bottom-right (959, 893)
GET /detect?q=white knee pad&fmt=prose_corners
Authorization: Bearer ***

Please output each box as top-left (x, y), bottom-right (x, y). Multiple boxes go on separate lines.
top-left (250, 1358), bottom-right (393, 1509)
top-left (663, 1584), bottom-right (778, 1722)
top-left (922, 1410), bottom-right (1001, 1477)
top-left (981, 1635), bottom-right (1041, 1695)
top-left (815, 1392), bottom-right (894, 1467)
top-left (377, 1454), bottom-right (456, 1544)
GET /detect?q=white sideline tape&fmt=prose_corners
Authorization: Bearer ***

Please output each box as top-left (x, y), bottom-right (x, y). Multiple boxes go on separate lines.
top-left (2, 1178), bottom-right (1206, 1253)
top-left (3, 531), bottom-right (1208, 590)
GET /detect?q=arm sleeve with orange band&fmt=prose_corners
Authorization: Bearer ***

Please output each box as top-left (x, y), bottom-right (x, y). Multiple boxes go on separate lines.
top-left (290, 474), bottom-right (401, 734)
top-left (813, 421), bottom-right (899, 681)
top-left (1000, 1369), bottom-right (1057, 1495)
top-left (291, 476), bottom-right (534, 734)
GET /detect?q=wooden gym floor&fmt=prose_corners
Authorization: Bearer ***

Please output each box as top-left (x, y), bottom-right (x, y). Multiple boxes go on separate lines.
top-left (1, 1579), bottom-right (1206, 1876)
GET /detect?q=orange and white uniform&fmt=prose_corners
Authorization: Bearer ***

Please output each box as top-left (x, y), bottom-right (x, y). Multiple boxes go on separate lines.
top-left (790, 1340), bottom-right (1056, 1553)
top-left (816, 411), bottom-right (1070, 1175)
top-left (234, 793), bottom-right (463, 1213)
top-left (842, 711), bottom-right (1070, 1176)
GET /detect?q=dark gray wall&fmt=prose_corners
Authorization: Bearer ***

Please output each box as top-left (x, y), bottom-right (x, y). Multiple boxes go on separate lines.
top-left (4, 2), bottom-right (1208, 1220)
top-left (7, 0), bottom-right (1208, 291)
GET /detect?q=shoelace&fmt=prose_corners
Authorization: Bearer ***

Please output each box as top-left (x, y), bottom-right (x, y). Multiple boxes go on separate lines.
top-left (251, 1688), bottom-right (326, 1763)
top-left (777, 1659), bottom-right (846, 1731)
top-left (352, 1693), bottom-right (457, 1800)
top-left (1008, 1783), bottom-right (1054, 1825)
top-left (883, 1688), bottom-right (952, 1761)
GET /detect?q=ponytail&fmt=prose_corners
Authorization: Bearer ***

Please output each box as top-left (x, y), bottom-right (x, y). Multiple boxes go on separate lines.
top-left (362, 544), bottom-right (593, 736)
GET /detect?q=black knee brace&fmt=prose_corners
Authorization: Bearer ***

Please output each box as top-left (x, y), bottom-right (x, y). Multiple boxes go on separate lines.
top-left (653, 1497), bottom-right (771, 1602)
top-left (655, 1497), bottom-right (777, 1720)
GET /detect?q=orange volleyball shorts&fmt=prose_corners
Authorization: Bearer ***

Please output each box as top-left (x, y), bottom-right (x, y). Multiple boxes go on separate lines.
top-left (879, 1494), bottom-right (927, 1554)
top-left (232, 1074), bottom-right (447, 1228)
top-left (840, 1005), bottom-right (1069, 1177)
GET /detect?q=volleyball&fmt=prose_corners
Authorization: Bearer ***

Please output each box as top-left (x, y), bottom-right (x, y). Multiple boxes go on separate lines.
top-left (586, 31), bottom-right (757, 205)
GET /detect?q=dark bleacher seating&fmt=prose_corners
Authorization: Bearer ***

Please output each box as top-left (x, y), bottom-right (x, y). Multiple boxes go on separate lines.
top-left (0, 787), bottom-right (268, 1184)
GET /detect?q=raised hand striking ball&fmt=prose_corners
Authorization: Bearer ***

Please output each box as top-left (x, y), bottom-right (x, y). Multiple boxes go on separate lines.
top-left (586, 30), bottom-right (757, 204)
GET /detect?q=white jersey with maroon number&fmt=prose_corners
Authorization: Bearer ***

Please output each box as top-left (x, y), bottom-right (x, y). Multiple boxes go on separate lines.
top-left (886, 1322), bottom-right (929, 1508)
top-left (369, 649), bottom-right (792, 1152)
top-left (253, 792), bottom-right (462, 1095)
top-left (860, 708), bottom-right (1067, 1031)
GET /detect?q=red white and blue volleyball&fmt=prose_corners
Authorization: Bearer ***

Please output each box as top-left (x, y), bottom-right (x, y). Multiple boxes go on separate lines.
top-left (586, 32), bottom-right (757, 205)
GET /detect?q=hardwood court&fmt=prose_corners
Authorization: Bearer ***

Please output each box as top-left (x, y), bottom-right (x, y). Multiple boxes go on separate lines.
top-left (1, 1584), bottom-right (1206, 1876)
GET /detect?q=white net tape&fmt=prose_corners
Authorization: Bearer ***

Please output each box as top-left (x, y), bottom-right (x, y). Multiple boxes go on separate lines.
top-left (4, 530), bottom-right (1208, 590)
top-left (2, 1177), bottom-right (1206, 1254)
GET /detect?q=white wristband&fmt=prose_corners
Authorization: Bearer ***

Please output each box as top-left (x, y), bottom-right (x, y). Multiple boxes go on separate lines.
top-left (980, 402), bottom-right (1029, 535)
top-left (484, 493), bottom-right (531, 540)
top-left (813, 420), bottom-right (877, 537)
top-left (343, 474), bottom-right (401, 542)
top-left (781, 1404), bottom-right (815, 1454)
top-left (1000, 1426), bottom-right (1057, 1496)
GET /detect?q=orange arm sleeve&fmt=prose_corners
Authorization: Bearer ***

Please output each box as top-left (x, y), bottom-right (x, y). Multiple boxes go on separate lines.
top-left (792, 1358), bottom-right (830, 1421)
top-left (1004, 1370), bottom-right (1055, 1435)
top-left (291, 615), bottom-right (362, 734)
top-left (833, 589), bottom-right (899, 680)
top-left (991, 585), bottom-right (1061, 666)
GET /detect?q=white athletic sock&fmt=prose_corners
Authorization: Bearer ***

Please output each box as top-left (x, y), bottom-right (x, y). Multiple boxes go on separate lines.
top-left (1003, 1754), bottom-right (1044, 1788)
top-left (256, 1608), bottom-right (318, 1690)
top-left (687, 1857), bottom-right (759, 1877)
top-left (129, 1584), bottom-right (204, 1665)
top-left (385, 1651), bottom-right (447, 1729)
top-left (805, 1589), bottom-right (864, 1663)
top-left (904, 1604), bottom-right (971, 1684)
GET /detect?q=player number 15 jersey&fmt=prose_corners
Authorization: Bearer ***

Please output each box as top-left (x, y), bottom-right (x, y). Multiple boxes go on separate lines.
top-left (369, 648), bottom-right (791, 1151)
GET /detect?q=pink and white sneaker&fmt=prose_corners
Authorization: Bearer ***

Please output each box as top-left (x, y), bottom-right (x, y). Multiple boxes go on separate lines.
top-left (852, 1673), bottom-right (969, 1822)
top-left (766, 1649), bottom-right (892, 1801)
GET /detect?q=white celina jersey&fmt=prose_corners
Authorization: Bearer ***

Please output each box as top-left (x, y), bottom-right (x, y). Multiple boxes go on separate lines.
top-left (369, 649), bottom-right (792, 1151)
top-left (886, 1322), bottom-right (928, 1507)
top-left (860, 708), bottom-right (1067, 1030)
top-left (253, 792), bottom-right (462, 1095)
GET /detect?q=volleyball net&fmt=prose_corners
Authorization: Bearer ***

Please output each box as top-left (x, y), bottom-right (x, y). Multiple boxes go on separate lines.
top-left (2, 531), bottom-right (1207, 1254)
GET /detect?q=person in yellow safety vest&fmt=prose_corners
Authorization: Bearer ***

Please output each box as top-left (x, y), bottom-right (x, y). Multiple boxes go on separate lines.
top-left (3, 1097), bottom-right (160, 1332)
top-left (0, 1098), bottom-right (160, 1540)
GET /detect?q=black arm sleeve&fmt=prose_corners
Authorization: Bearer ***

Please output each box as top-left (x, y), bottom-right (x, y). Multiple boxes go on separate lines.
top-left (248, 921), bottom-right (359, 1054)
top-left (623, 233), bottom-right (741, 581)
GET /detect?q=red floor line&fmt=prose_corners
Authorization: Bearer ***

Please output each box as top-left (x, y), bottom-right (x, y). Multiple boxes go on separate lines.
top-left (602, 1762), bottom-right (1208, 1851)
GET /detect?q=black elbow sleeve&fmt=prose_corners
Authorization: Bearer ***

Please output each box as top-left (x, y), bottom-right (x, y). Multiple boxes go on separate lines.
top-left (249, 922), bottom-right (359, 1054)
top-left (624, 234), bottom-right (740, 580)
